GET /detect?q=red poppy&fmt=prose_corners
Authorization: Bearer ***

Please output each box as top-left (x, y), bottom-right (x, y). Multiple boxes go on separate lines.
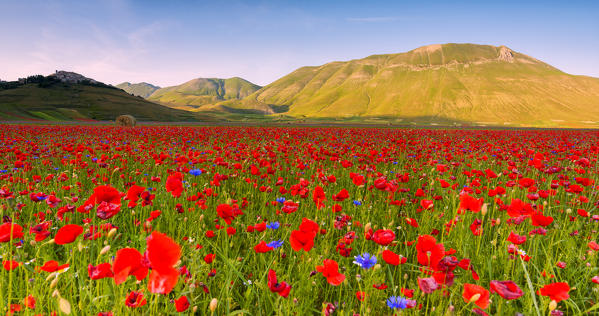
top-left (507, 231), bottom-right (526, 245)
top-left (416, 235), bottom-right (445, 269)
top-left (290, 218), bottom-right (319, 252)
top-left (315, 259), bottom-right (345, 286)
top-left (589, 241), bottom-right (599, 251)
top-left (174, 295), bottom-right (190, 312)
top-left (0, 223), bottom-right (24, 242)
top-left (332, 189), bottom-right (349, 202)
top-left (88, 263), bottom-right (114, 280)
top-left (125, 291), bottom-right (147, 308)
top-left (125, 185), bottom-right (146, 208)
top-left (506, 199), bottom-right (534, 218)
top-left (113, 248), bottom-right (148, 285)
top-left (78, 185), bottom-right (122, 219)
top-left (531, 212), bottom-right (554, 227)
top-left (166, 172), bottom-right (184, 197)
top-left (418, 277), bottom-right (439, 294)
top-left (254, 241), bottom-right (274, 253)
top-left (216, 204), bottom-right (237, 225)
top-left (462, 283), bottom-right (490, 309)
top-left (489, 280), bottom-right (523, 300)
top-left (23, 295), bottom-right (36, 309)
top-left (381, 249), bottom-right (407, 265)
top-left (54, 224), bottom-right (83, 245)
top-left (37, 260), bottom-right (69, 272)
top-left (3, 260), bottom-right (20, 271)
top-left (312, 186), bottom-right (326, 209)
top-left (146, 231), bottom-right (182, 294)
top-left (267, 269), bottom-right (291, 297)
top-left (371, 229), bottom-right (395, 246)
top-left (538, 282), bottom-right (570, 302)
top-left (458, 194), bottom-right (484, 213)
top-left (204, 254), bottom-right (216, 264)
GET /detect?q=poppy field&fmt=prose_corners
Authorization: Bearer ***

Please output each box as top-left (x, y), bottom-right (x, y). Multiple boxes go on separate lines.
top-left (1, 125), bottom-right (599, 315)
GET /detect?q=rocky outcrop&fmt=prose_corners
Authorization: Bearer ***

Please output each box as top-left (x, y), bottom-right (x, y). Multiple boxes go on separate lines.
top-left (498, 46), bottom-right (514, 63)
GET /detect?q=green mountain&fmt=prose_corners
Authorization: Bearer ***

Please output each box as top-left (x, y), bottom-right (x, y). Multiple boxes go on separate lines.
top-left (0, 73), bottom-right (205, 121)
top-left (222, 43), bottom-right (599, 128)
top-left (116, 82), bottom-right (160, 98)
top-left (147, 77), bottom-right (261, 111)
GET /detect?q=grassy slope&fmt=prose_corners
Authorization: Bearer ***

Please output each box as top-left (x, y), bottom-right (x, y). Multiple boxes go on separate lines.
top-left (147, 77), bottom-right (261, 111)
top-left (115, 82), bottom-right (160, 98)
top-left (224, 43), bottom-right (599, 127)
top-left (0, 83), bottom-right (213, 121)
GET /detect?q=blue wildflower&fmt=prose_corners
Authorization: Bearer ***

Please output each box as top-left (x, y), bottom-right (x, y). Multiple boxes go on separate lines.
top-left (353, 200), bottom-right (362, 206)
top-left (276, 197), bottom-right (286, 204)
top-left (266, 240), bottom-right (284, 249)
top-left (353, 253), bottom-right (377, 269)
top-left (189, 169), bottom-right (202, 176)
top-left (386, 296), bottom-right (408, 309)
top-left (266, 222), bottom-right (280, 230)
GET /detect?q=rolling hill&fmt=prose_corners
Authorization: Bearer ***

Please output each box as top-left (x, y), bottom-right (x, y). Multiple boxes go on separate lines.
top-left (116, 82), bottom-right (160, 98)
top-left (0, 73), bottom-right (205, 122)
top-left (147, 77), bottom-right (261, 111)
top-left (220, 43), bottom-right (599, 127)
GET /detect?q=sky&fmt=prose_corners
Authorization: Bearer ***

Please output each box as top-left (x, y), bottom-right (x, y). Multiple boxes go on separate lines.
top-left (1, 0), bottom-right (598, 87)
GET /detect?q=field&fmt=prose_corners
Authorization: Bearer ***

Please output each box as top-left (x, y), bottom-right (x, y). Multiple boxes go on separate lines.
top-left (0, 125), bottom-right (598, 315)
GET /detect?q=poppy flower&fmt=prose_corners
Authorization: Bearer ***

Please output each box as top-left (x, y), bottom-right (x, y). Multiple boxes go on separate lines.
top-left (23, 295), bottom-right (36, 309)
top-left (290, 218), bottom-right (319, 252)
top-left (166, 172), bottom-right (184, 197)
top-left (316, 259), bottom-right (345, 286)
top-left (371, 229), bottom-right (395, 246)
top-left (88, 263), bottom-right (114, 280)
top-left (417, 277), bottom-right (439, 294)
top-left (125, 185), bottom-right (145, 208)
top-left (332, 189), bottom-right (349, 202)
top-left (489, 280), bottom-right (523, 300)
top-left (589, 241), bottom-right (599, 251)
top-left (507, 232), bottom-right (526, 245)
top-left (125, 291), bottom-right (147, 308)
top-left (54, 224), bottom-right (83, 245)
top-left (416, 235), bottom-right (445, 269)
top-left (37, 260), bottom-right (69, 272)
top-left (3, 260), bottom-right (20, 271)
top-left (112, 248), bottom-right (148, 285)
top-left (216, 204), bottom-right (237, 225)
top-left (254, 241), bottom-right (274, 253)
top-left (78, 185), bottom-right (122, 218)
top-left (0, 223), bottom-right (24, 242)
top-left (267, 269), bottom-right (291, 298)
top-left (462, 283), bottom-right (490, 309)
top-left (538, 282), bottom-right (570, 302)
top-left (174, 295), bottom-right (190, 312)
top-left (312, 186), bottom-right (326, 209)
top-left (381, 249), bottom-right (407, 265)
top-left (531, 212), bottom-right (554, 227)
top-left (459, 194), bottom-right (484, 213)
top-left (146, 231), bottom-right (182, 294)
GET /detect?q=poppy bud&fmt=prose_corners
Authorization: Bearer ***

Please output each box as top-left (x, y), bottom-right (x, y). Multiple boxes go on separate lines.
top-left (58, 297), bottom-right (71, 314)
top-left (549, 300), bottom-right (557, 311)
top-left (100, 245), bottom-right (110, 255)
top-left (50, 277), bottom-right (59, 289)
top-left (364, 222), bottom-right (371, 232)
top-left (209, 298), bottom-right (218, 313)
top-left (52, 290), bottom-right (60, 298)
top-left (77, 241), bottom-right (84, 252)
top-left (481, 204), bottom-right (488, 216)
top-left (193, 306), bottom-right (198, 313)
top-left (107, 228), bottom-right (117, 239)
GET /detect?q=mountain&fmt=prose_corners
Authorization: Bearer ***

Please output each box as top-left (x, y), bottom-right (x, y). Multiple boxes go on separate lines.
top-left (116, 82), bottom-right (160, 98)
top-left (147, 77), bottom-right (261, 111)
top-left (222, 43), bottom-right (599, 127)
top-left (0, 72), bottom-right (204, 121)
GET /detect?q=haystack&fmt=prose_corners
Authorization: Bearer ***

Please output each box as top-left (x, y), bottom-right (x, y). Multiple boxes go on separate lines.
top-left (115, 115), bottom-right (136, 127)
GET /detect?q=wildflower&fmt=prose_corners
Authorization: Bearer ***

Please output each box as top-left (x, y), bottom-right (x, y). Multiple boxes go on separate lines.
top-left (353, 253), bottom-right (377, 269)
top-left (189, 169), bottom-right (202, 176)
top-left (266, 222), bottom-right (280, 230)
top-left (386, 296), bottom-right (409, 309)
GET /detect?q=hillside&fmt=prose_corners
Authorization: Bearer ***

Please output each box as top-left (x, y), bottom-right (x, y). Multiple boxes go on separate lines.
top-left (148, 77), bottom-right (261, 111)
top-left (0, 74), bottom-right (203, 121)
top-left (222, 43), bottom-right (599, 128)
top-left (116, 82), bottom-right (160, 98)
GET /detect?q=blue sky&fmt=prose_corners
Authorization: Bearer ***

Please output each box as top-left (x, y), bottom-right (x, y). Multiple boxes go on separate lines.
top-left (1, 0), bottom-right (597, 86)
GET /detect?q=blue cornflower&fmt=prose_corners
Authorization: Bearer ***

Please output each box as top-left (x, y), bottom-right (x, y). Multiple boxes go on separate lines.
top-left (386, 296), bottom-right (408, 309)
top-left (189, 169), bottom-right (202, 176)
top-left (266, 222), bottom-right (280, 230)
top-left (353, 253), bottom-right (377, 269)
top-left (266, 240), bottom-right (284, 249)
top-left (276, 197), bottom-right (286, 204)
top-left (353, 200), bottom-right (362, 206)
